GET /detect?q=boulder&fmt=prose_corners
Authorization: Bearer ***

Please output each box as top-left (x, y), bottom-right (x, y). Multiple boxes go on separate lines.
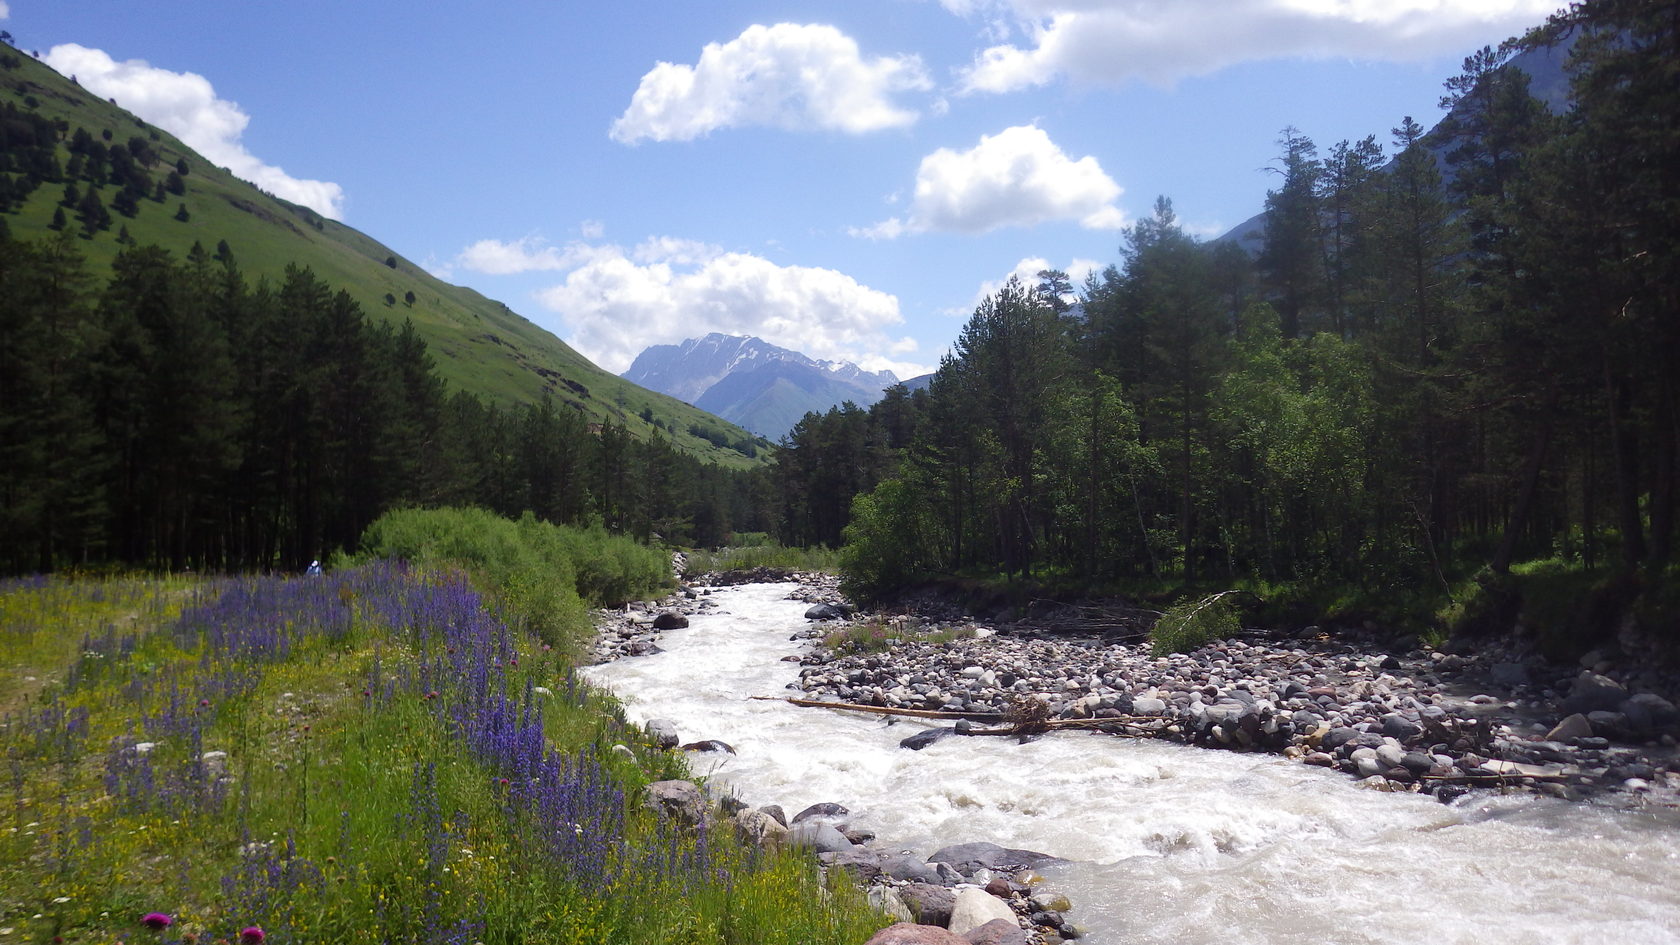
top-left (1563, 671), bottom-right (1629, 714)
top-left (948, 888), bottom-right (1017, 937)
top-left (758, 803), bottom-right (788, 827)
top-left (862, 923), bottom-right (969, 945)
top-left (822, 847), bottom-right (889, 882)
top-left (926, 841), bottom-right (1061, 876)
top-left (964, 918), bottom-right (1030, 945)
top-left (882, 853), bottom-right (946, 885)
top-left (1380, 713), bottom-right (1422, 741)
top-left (1545, 713), bottom-right (1594, 742)
top-left (898, 883), bottom-right (957, 925)
top-left (679, 739), bottom-right (735, 754)
top-left (805, 603), bottom-right (846, 621)
top-left (1621, 693), bottom-right (1680, 734)
top-left (1132, 697), bottom-right (1168, 716)
top-left (733, 808), bottom-right (789, 850)
top-left (644, 718), bottom-right (680, 749)
top-left (902, 727), bottom-right (958, 751)
top-left (789, 821), bottom-right (854, 853)
top-left (868, 886), bottom-right (915, 924)
top-left (792, 801), bottom-right (849, 823)
top-left (651, 611), bottom-right (689, 630)
top-left (644, 780), bottom-right (706, 825)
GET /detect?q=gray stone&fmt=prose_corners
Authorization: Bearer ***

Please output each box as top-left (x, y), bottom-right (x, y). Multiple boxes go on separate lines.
top-left (758, 803), bottom-right (787, 826)
top-left (644, 780), bottom-right (706, 825)
top-left (1380, 713), bottom-right (1422, 741)
top-left (1564, 671), bottom-right (1629, 714)
top-left (1621, 693), bottom-right (1680, 733)
top-left (1132, 697), bottom-right (1168, 716)
top-left (948, 887), bottom-right (1017, 937)
top-left (899, 883), bottom-right (958, 924)
top-left (644, 718), bottom-right (680, 749)
top-left (869, 886), bottom-right (915, 924)
top-left (821, 847), bottom-right (888, 881)
top-left (927, 841), bottom-right (1061, 876)
top-left (1029, 891), bottom-right (1073, 913)
top-left (964, 918), bottom-right (1030, 945)
top-left (789, 821), bottom-right (853, 853)
top-left (805, 603), bottom-right (845, 621)
top-left (651, 611), bottom-right (689, 630)
top-left (883, 853), bottom-right (946, 885)
top-left (733, 808), bottom-right (789, 850)
top-left (1322, 727), bottom-right (1361, 750)
top-left (1351, 747), bottom-right (1383, 778)
top-left (1545, 712), bottom-right (1594, 742)
top-left (679, 739), bottom-right (734, 754)
top-left (901, 727), bottom-right (958, 751)
top-left (792, 801), bottom-right (849, 823)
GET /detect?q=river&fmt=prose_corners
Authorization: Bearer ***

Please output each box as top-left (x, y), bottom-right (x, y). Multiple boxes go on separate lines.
top-left (581, 581), bottom-right (1680, 945)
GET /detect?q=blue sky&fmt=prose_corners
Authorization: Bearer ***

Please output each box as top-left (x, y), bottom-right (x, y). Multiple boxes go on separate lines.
top-left (8, 1), bottom-right (1559, 379)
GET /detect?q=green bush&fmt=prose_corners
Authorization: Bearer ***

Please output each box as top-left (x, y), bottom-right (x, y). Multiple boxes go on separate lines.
top-left (1150, 591), bottom-right (1243, 656)
top-left (353, 507), bottom-right (671, 658)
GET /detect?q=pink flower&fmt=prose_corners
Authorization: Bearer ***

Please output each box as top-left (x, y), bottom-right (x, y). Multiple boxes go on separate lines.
top-left (140, 913), bottom-right (173, 930)
top-left (239, 927), bottom-right (265, 944)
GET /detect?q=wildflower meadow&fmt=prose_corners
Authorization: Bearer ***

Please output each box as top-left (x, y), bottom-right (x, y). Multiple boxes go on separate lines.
top-left (1, 514), bottom-right (885, 945)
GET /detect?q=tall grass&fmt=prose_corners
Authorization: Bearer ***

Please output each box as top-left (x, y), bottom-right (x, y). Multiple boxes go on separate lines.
top-left (685, 544), bottom-right (842, 575)
top-left (349, 507), bottom-right (672, 660)
top-left (0, 564), bottom-right (884, 945)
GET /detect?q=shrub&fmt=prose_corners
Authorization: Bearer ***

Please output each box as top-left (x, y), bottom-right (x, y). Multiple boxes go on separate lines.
top-left (1150, 591), bottom-right (1244, 656)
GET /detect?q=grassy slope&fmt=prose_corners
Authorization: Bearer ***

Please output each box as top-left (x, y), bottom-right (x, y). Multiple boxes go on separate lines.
top-left (2, 51), bottom-right (769, 469)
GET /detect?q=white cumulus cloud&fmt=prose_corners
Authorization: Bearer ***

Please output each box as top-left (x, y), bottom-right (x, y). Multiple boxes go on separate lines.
top-left (610, 23), bottom-right (931, 143)
top-left (950, 0), bottom-right (1564, 92)
top-left (859, 124), bottom-right (1124, 237)
top-left (945, 255), bottom-right (1102, 317)
top-left (42, 44), bottom-right (345, 219)
top-left (509, 237), bottom-right (927, 377)
top-left (0, 4), bottom-right (11, 20)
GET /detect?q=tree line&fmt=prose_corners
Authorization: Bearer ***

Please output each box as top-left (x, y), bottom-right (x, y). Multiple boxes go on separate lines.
top-left (0, 233), bottom-right (764, 574)
top-left (770, 0), bottom-right (1677, 612)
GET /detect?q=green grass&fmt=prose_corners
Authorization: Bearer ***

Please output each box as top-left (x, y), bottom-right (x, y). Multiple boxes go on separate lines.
top-left (819, 618), bottom-right (976, 655)
top-left (1, 53), bottom-right (767, 469)
top-left (0, 566), bottom-right (886, 945)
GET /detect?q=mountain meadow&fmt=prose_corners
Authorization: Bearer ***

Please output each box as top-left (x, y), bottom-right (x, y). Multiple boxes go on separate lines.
top-left (1, 1), bottom-right (1678, 944)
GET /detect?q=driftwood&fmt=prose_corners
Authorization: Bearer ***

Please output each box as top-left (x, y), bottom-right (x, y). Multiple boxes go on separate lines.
top-left (762, 696), bottom-right (1175, 736)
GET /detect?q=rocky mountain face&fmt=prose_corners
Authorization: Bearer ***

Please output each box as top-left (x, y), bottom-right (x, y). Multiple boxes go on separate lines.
top-left (623, 334), bottom-right (898, 440)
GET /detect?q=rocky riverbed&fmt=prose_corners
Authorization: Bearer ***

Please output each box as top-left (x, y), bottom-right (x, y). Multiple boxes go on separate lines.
top-left (591, 568), bottom-right (1680, 944)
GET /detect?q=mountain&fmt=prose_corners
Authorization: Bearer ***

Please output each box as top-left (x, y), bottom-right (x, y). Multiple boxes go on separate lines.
top-left (1214, 29), bottom-right (1580, 254)
top-left (0, 48), bottom-right (765, 468)
top-left (623, 333), bottom-right (898, 439)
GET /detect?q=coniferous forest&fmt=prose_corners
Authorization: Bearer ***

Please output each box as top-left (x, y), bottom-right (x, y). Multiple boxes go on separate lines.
top-left (2, 1), bottom-right (1675, 648)
top-left (769, 3), bottom-right (1677, 643)
top-left (0, 234), bottom-right (763, 573)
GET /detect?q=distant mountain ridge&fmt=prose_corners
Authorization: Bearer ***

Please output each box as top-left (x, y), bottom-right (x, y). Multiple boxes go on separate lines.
top-left (623, 334), bottom-right (898, 439)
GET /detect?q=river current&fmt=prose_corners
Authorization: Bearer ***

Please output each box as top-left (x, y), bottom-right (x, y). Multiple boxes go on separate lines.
top-left (581, 582), bottom-right (1680, 945)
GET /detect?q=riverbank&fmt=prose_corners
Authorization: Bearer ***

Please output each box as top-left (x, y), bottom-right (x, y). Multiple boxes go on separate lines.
top-left (586, 570), bottom-right (1680, 945)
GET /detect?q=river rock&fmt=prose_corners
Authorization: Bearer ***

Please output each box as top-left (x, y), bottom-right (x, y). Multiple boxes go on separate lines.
top-left (1030, 891), bottom-right (1073, 913)
top-left (862, 923), bottom-right (968, 945)
top-left (644, 780), bottom-right (706, 825)
top-left (793, 801), bottom-right (850, 823)
top-left (1621, 693), bottom-right (1680, 734)
top-left (733, 808), bottom-right (788, 850)
top-left (789, 821), bottom-right (854, 853)
top-left (1132, 697), bottom-right (1168, 716)
top-left (964, 918), bottom-right (1030, 945)
top-left (883, 853), bottom-right (947, 885)
top-left (644, 718), bottom-right (680, 748)
top-left (1546, 713), bottom-right (1594, 742)
top-left (805, 603), bottom-right (846, 620)
top-left (759, 803), bottom-right (787, 826)
top-left (869, 886), bottom-right (915, 924)
top-left (822, 847), bottom-right (888, 881)
top-left (679, 739), bottom-right (735, 754)
top-left (902, 727), bottom-right (958, 750)
top-left (948, 887), bottom-right (1018, 937)
top-left (651, 611), bottom-right (688, 630)
top-left (1564, 672), bottom-right (1629, 714)
top-left (927, 841), bottom-right (1061, 876)
top-left (899, 883), bottom-right (957, 925)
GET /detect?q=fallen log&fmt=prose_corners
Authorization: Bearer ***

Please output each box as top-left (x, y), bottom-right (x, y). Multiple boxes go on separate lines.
top-left (752, 696), bottom-right (1004, 722)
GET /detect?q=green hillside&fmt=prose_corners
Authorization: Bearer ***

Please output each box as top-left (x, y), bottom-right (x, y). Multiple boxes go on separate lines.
top-left (0, 48), bottom-right (768, 468)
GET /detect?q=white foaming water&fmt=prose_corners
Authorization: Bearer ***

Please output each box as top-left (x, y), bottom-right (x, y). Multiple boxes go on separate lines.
top-left (583, 583), bottom-right (1680, 945)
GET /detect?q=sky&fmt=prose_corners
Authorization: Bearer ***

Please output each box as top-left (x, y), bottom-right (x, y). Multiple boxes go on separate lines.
top-left (8, 1), bottom-right (1562, 380)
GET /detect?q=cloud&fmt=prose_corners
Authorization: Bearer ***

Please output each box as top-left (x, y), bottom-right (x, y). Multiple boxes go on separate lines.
top-left (579, 219), bottom-right (605, 239)
top-left (945, 255), bottom-right (1101, 317)
top-left (41, 44), bottom-right (345, 219)
top-left (949, 0), bottom-right (1563, 92)
top-left (610, 23), bottom-right (931, 143)
top-left (513, 237), bottom-right (928, 377)
top-left (859, 124), bottom-right (1124, 237)
top-left (0, 3), bottom-right (10, 20)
